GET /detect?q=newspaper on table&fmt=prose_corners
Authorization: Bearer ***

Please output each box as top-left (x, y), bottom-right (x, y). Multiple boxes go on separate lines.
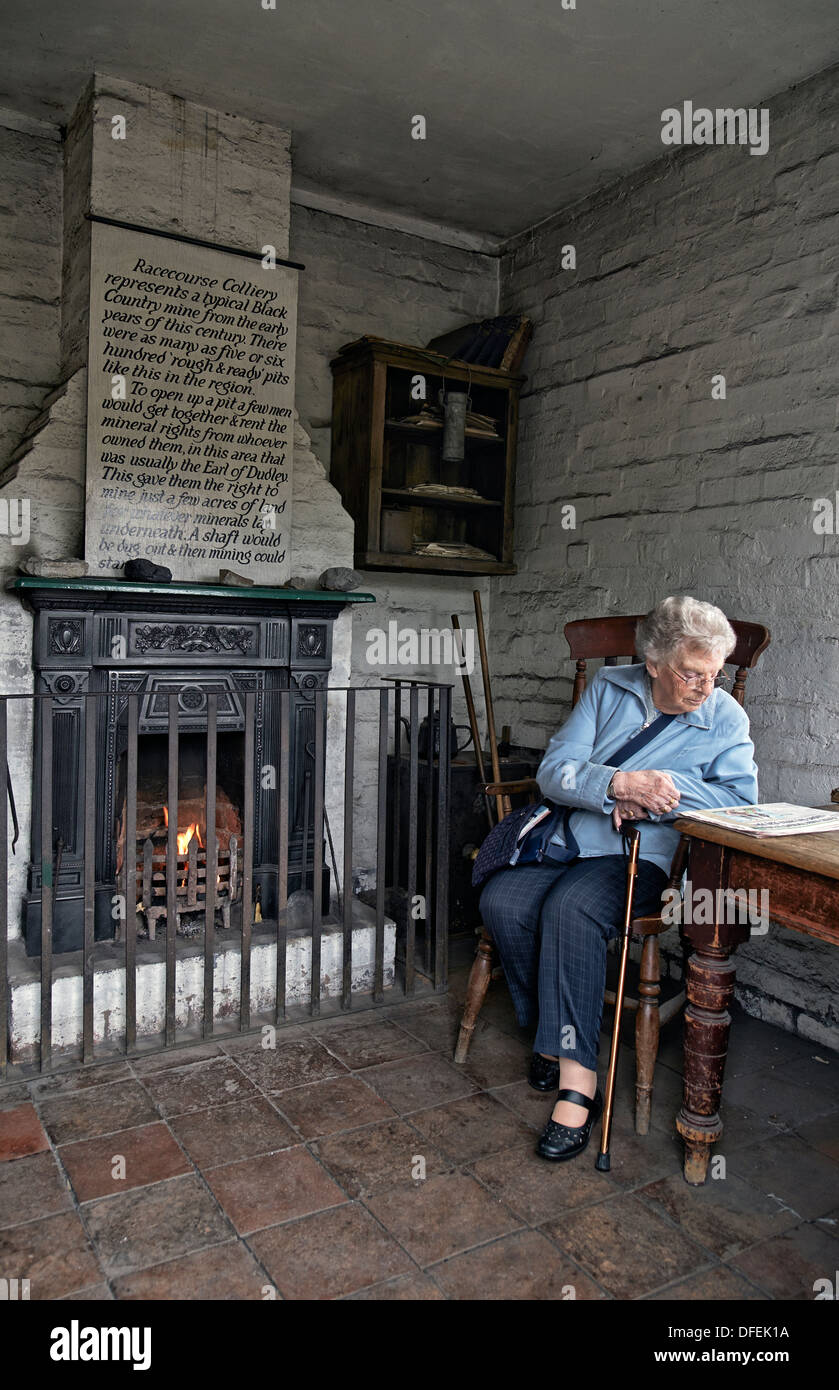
top-left (680, 803), bottom-right (839, 836)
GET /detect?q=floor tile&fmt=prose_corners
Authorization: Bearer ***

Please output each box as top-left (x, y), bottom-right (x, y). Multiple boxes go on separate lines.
top-left (813, 1210), bottom-right (839, 1239)
top-left (83, 1174), bottom-right (233, 1277)
top-left (784, 1054), bottom-right (839, 1098)
top-left (249, 1202), bottom-right (413, 1299)
top-left (138, 1058), bottom-right (257, 1117)
top-left (0, 1149), bottom-right (72, 1228)
top-left (637, 1170), bottom-right (800, 1259)
top-left (39, 1080), bottom-right (159, 1146)
top-left (29, 1061), bottom-right (133, 1098)
top-left (364, 1171), bottom-right (521, 1266)
top-left (722, 1065), bottom-right (838, 1130)
top-left (129, 1042), bottom-right (226, 1075)
top-left (541, 1193), bottom-right (707, 1299)
top-left (232, 1037), bottom-right (348, 1093)
top-left (729, 1133), bottom-right (839, 1221)
top-left (4, 997), bottom-right (832, 1300)
top-left (274, 1074), bottom-right (396, 1139)
top-left (57, 1282), bottom-right (114, 1300)
top-left (0, 1082), bottom-right (32, 1109)
top-left (731, 1221), bottom-right (839, 1299)
top-left (456, 1024), bottom-right (532, 1090)
top-left (0, 1103), bottom-right (50, 1161)
top-left (651, 1022), bottom-right (686, 1074)
top-left (343, 1272), bottom-right (444, 1300)
top-left (711, 1102), bottom-right (787, 1155)
top-left (314, 1018), bottom-right (426, 1069)
top-left (429, 1228), bottom-right (606, 1300)
top-left (0, 1210), bottom-right (101, 1298)
top-left (646, 1266), bottom-right (768, 1300)
top-left (362, 1053), bottom-right (478, 1113)
top-left (168, 1096), bottom-right (299, 1168)
top-left (203, 1146), bottom-right (346, 1234)
top-left (464, 989), bottom-right (526, 1040)
top-left (641, 1064), bottom-right (688, 1135)
top-left (311, 1117), bottom-right (450, 1198)
top-left (60, 1123), bottom-right (191, 1203)
top-left (489, 1078), bottom-right (558, 1130)
top-left (468, 1144), bottom-right (619, 1225)
top-left (408, 1091), bottom-right (535, 1164)
top-left (594, 1112), bottom-right (686, 1189)
top-left (386, 1000), bottom-right (464, 1053)
top-left (724, 1016), bottom-right (828, 1079)
top-left (793, 1112), bottom-right (839, 1163)
top-left (111, 1239), bottom-right (271, 1299)
top-left (219, 1025), bottom-right (309, 1054)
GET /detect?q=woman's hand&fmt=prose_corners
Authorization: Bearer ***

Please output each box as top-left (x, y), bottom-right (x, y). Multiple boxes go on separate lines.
top-left (611, 769), bottom-right (680, 815)
top-left (611, 800), bottom-right (650, 831)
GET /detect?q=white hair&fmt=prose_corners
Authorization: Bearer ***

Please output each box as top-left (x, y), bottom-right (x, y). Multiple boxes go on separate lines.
top-left (635, 596), bottom-right (736, 665)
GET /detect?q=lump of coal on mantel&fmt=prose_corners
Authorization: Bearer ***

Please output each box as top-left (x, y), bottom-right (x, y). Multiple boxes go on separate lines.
top-left (123, 558), bottom-right (173, 583)
top-left (18, 558), bottom-right (89, 578)
top-left (317, 567), bottom-right (363, 591)
top-left (218, 569), bottom-right (254, 587)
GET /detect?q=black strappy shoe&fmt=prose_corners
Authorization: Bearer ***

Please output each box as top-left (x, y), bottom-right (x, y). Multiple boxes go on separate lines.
top-left (536, 1087), bottom-right (603, 1162)
top-left (528, 1052), bottom-right (560, 1092)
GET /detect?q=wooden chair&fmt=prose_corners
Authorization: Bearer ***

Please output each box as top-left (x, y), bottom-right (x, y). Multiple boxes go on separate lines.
top-left (453, 614), bottom-right (770, 1135)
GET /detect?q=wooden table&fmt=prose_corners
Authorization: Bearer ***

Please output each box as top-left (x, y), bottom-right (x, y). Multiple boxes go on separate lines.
top-left (672, 809), bottom-right (839, 1184)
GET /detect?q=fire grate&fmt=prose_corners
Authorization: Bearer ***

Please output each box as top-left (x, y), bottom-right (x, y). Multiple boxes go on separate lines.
top-left (120, 833), bottom-right (241, 940)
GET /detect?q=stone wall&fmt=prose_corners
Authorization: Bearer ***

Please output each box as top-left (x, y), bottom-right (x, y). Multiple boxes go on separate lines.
top-left (0, 77), bottom-right (355, 938)
top-left (495, 63), bottom-right (839, 1045)
top-left (0, 78), bottom-right (501, 925)
top-left (0, 113), bottom-right (62, 469)
top-left (2, 61), bottom-right (832, 1041)
top-left (289, 202), bottom-right (501, 864)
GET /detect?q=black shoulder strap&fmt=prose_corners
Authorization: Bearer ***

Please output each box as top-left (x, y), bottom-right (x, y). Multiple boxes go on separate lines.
top-left (609, 712), bottom-right (677, 768)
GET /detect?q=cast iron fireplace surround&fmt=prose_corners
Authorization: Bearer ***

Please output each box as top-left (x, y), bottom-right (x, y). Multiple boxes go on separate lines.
top-left (10, 577), bottom-right (374, 955)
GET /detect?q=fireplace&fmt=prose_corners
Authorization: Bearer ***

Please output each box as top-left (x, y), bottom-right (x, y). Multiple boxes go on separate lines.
top-left (115, 730), bottom-right (245, 939)
top-left (12, 576), bottom-right (367, 955)
top-left (2, 582), bottom-right (456, 1070)
top-left (116, 730), bottom-right (245, 865)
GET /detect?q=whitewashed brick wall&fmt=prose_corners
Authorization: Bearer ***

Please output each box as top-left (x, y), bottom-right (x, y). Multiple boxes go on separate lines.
top-left (290, 202), bottom-right (500, 864)
top-left (495, 64), bottom-right (839, 1045)
top-left (0, 62), bottom-right (834, 1040)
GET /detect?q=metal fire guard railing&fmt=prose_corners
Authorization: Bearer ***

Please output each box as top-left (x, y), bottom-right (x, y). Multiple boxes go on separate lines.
top-left (0, 679), bottom-right (451, 1078)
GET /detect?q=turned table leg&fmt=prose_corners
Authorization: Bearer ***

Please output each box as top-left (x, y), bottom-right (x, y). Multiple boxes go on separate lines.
top-left (676, 943), bottom-right (736, 1185)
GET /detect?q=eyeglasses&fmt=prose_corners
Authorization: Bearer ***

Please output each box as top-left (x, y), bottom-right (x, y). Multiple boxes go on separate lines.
top-left (666, 663), bottom-right (729, 690)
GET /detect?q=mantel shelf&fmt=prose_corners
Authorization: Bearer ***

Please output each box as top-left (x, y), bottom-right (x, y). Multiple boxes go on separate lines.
top-left (8, 577), bottom-right (376, 604)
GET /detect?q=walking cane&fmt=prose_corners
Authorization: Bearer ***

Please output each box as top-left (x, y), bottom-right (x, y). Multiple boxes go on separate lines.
top-left (451, 612), bottom-right (494, 832)
top-left (595, 824), bottom-right (641, 1172)
top-left (473, 590), bottom-right (509, 821)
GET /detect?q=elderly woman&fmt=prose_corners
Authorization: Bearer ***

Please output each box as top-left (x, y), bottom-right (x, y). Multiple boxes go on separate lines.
top-left (479, 596), bottom-right (758, 1162)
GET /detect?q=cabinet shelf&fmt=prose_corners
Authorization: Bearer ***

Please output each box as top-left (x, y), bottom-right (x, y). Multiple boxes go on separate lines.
top-left (330, 336), bottom-right (523, 576)
top-left (381, 487), bottom-right (502, 509)
top-left (358, 551), bottom-right (517, 576)
top-left (385, 420), bottom-right (505, 444)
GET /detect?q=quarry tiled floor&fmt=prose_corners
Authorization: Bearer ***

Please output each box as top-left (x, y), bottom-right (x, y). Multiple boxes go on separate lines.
top-left (1, 948), bottom-right (837, 1301)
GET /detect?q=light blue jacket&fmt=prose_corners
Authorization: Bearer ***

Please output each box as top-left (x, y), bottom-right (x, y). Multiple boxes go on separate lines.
top-left (535, 663), bottom-right (759, 875)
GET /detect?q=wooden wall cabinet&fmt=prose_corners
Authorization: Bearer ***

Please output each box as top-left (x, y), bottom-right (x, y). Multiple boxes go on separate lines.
top-left (329, 337), bottom-right (523, 575)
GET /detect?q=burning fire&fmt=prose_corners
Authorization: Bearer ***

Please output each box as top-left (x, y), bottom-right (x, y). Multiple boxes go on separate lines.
top-left (162, 805), bottom-right (204, 855)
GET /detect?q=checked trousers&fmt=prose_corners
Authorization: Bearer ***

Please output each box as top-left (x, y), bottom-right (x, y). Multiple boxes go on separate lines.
top-left (479, 855), bottom-right (668, 1070)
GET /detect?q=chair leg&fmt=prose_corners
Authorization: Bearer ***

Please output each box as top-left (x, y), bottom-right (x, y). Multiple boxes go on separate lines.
top-left (635, 933), bottom-right (660, 1135)
top-left (454, 929), bottom-right (494, 1063)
